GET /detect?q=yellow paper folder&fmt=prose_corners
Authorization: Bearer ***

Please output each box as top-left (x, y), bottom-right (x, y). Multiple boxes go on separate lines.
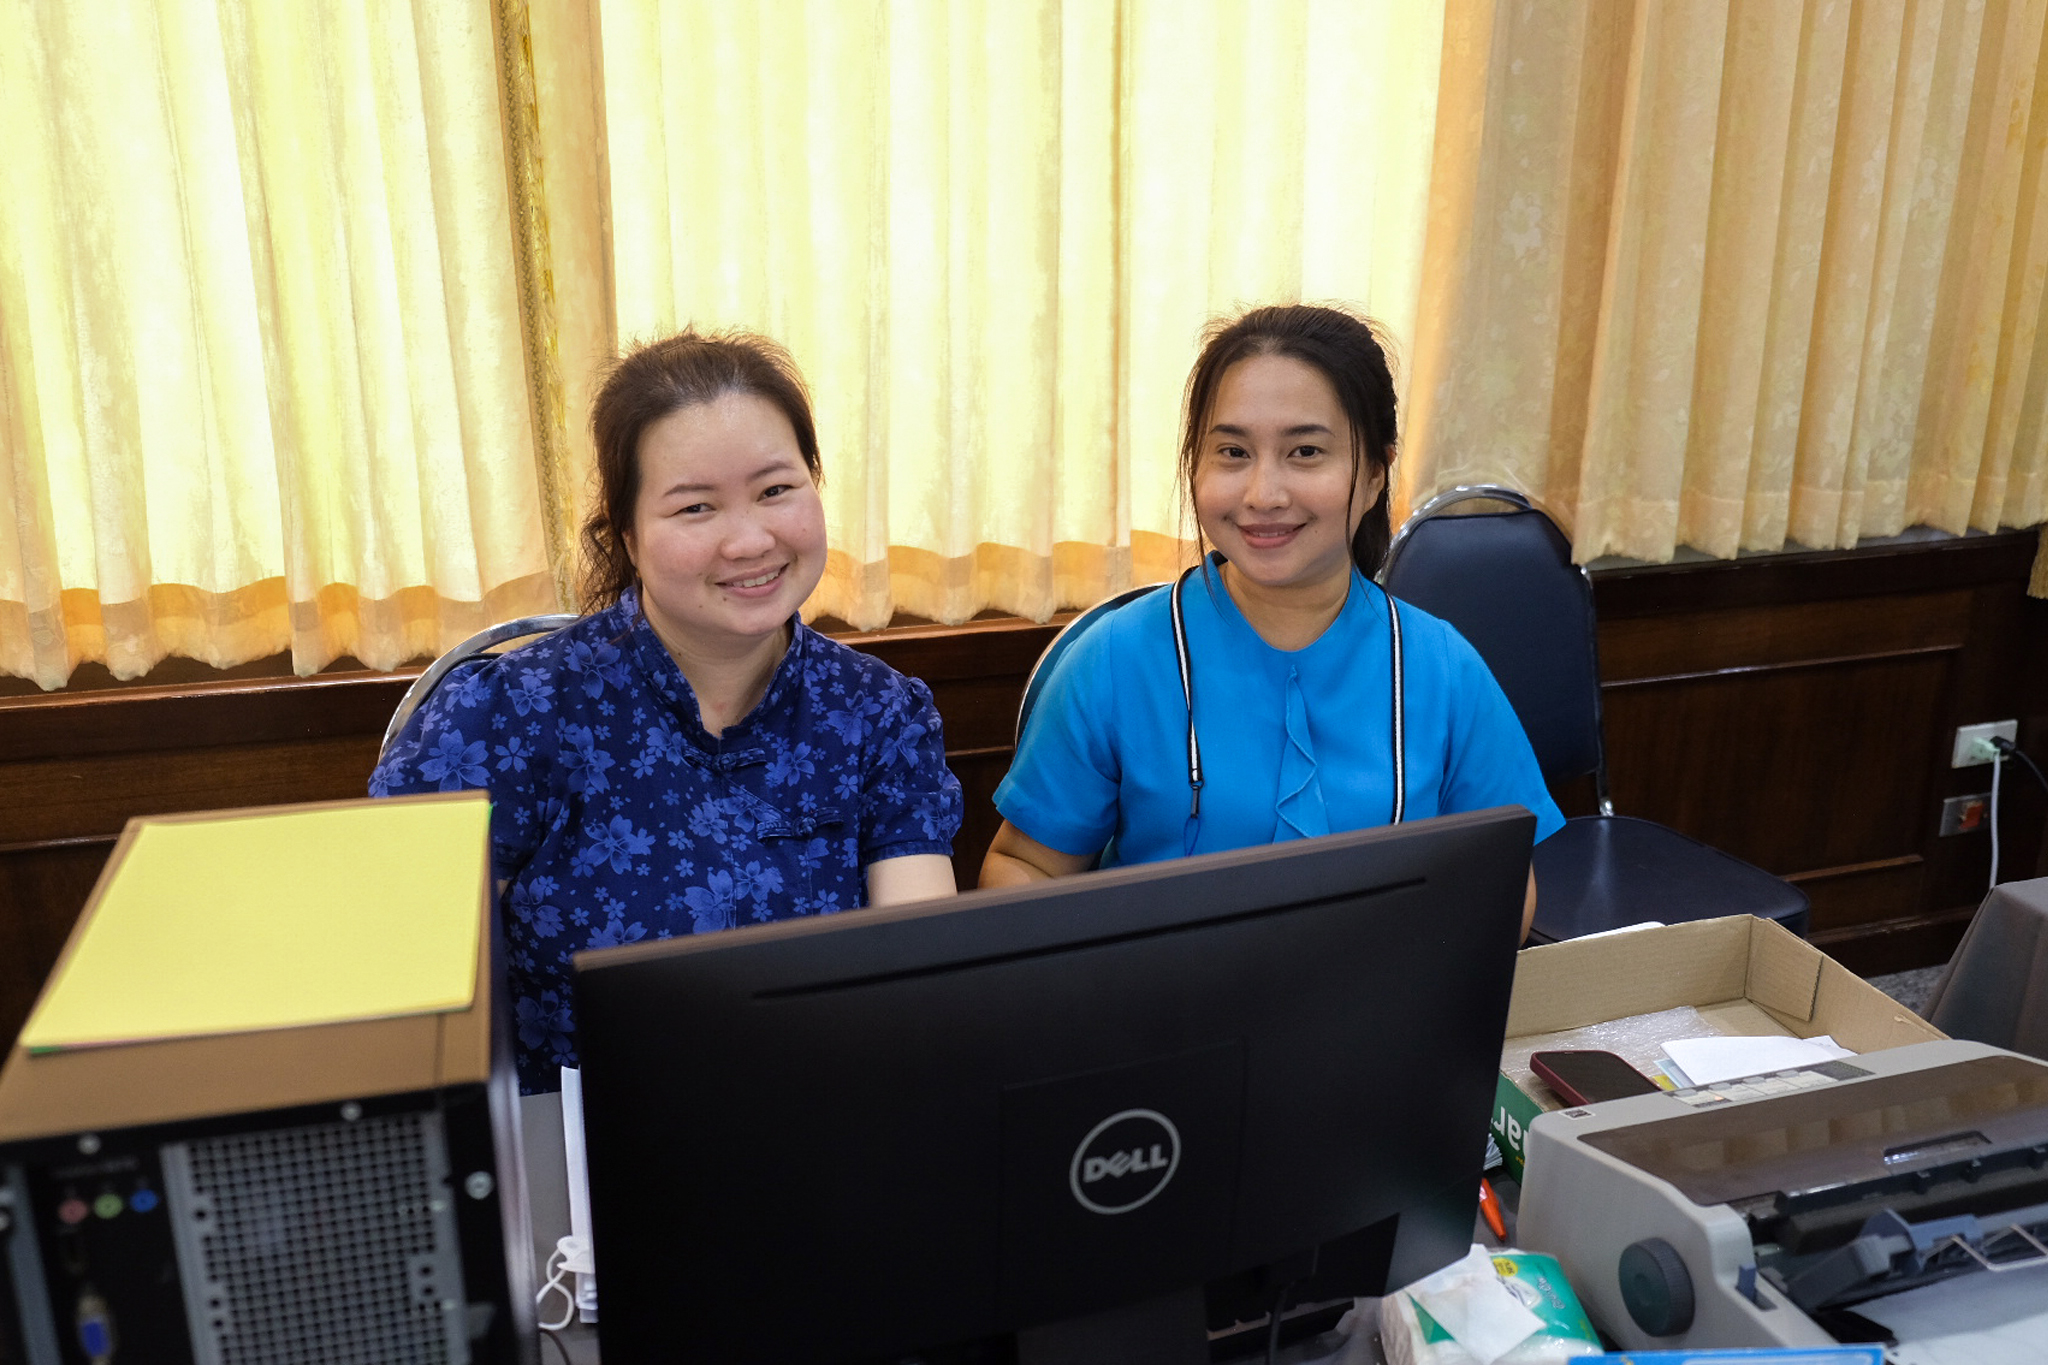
top-left (19, 795), bottom-right (490, 1052)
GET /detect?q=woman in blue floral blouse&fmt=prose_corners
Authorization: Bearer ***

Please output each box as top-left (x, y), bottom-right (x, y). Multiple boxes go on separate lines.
top-left (373, 330), bottom-right (964, 1092)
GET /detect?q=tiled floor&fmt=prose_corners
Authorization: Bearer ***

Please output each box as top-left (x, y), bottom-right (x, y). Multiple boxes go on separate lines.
top-left (1862, 965), bottom-right (1946, 1017)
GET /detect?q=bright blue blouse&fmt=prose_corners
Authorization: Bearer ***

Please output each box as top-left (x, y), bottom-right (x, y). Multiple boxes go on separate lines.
top-left (994, 568), bottom-right (1564, 866)
top-left (370, 588), bottom-right (963, 1092)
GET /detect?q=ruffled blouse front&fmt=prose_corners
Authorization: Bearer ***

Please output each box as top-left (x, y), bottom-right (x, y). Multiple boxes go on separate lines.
top-left (1276, 669), bottom-right (1328, 841)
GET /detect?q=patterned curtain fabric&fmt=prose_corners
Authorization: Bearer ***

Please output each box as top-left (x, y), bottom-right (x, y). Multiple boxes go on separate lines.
top-left (1404, 0), bottom-right (2048, 566)
top-left (0, 0), bottom-right (554, 690)
top-left (591, 0), bottom-right (1445, 628)
top-left (6, 1), bottom-right (2045, 693)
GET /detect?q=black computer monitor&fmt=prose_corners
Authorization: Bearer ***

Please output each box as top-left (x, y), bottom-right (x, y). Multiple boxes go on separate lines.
top-left (574, 806), bottom-right (1534, 1364)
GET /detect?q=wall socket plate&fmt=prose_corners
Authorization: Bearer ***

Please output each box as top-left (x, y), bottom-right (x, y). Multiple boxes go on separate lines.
top-left (1940, 793), bottom-right (1990, 836)
top-left (1952, 720), bottom-right (2018, 768)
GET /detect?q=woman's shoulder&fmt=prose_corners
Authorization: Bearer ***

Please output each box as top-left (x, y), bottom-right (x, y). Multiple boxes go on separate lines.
top-left (1068, 580), bottom-right (1178, 659)
top-left (397, 610), bottom-right (642, 749)
top-left (799, 623), bottom-right (924, 690)
top-left (792, 624), bottom-right (944, 736)
top-left (449, 610), bottom-right (616, 691)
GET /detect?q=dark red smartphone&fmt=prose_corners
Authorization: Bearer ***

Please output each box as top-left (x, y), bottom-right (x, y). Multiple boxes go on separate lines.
top-left (1529, 1050), bottom-right (1661, 1106)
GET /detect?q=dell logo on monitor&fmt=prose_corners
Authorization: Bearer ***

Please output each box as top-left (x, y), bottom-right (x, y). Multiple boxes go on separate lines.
top-left (1068, 1109), bottom-right (1181, 1214)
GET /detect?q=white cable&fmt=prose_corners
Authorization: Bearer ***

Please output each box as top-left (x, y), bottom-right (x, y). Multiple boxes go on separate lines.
top-left (535, 1239), bottom-right (590, 1332)
top-left (1989, 748), bottom-right (2004, 892)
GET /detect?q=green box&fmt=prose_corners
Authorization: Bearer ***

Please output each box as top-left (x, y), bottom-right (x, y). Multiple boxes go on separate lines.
top-left (1490, 1070), bottom-right (1546, 1181)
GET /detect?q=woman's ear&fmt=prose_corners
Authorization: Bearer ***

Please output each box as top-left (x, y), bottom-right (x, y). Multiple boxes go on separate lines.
top-left (1359, 448), bottom-right (1391, 510)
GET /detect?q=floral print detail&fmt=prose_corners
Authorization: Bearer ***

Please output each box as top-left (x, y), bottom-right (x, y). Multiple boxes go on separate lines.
top-left (369, 588), bottom-right (962, 1093)
top-left (515, 989), bottom-right (575, 1062)
top-left (508, 669), bottom-right (555, 717)
top-left (419, 731), bottom-right (488, 790)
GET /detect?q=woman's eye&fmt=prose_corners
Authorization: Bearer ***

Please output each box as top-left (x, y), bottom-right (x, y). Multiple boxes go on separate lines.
top-left (1216, 445), bottom-right (1249, 460)
top-left (676, 502), bottom-right (711, 516)
top-left (761, 483), bottom-right (795, 499)
top-left (1291, 445), bottom-right (1324, 459)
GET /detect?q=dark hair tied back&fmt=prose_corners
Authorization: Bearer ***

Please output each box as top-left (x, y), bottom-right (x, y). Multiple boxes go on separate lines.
top-left (1179, 303), bottom-right (1399, 576)
top-left (580, 328), bottom-right (821, 612)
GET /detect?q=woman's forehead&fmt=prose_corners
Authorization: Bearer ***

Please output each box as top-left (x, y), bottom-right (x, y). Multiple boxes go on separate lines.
top-left (637, 394), bottom-right (804, 484)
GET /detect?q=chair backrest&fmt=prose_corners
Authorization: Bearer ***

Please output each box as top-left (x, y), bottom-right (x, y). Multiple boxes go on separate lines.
top-left (1015, 583), bottom-right (1167, 745)
top-left (1379, 487), bottom-right (1606, 796)
top-left (381, 613), bottom-right (582, 758)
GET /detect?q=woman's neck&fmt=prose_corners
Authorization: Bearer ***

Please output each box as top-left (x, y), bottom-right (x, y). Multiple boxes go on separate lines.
top-left (1219, 560), bottom-right (1353, 652)
top-left (659, 622), bottom-right (792, 737)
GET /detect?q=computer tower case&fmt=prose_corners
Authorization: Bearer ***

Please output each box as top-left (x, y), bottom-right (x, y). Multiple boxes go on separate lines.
top-left (0, 799), bottom-right (534, 1364)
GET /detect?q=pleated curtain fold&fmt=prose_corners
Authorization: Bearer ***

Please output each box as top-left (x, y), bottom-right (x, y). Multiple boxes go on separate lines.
top-left (590, 0), bottom-right (1444, 628)
top-left (0, 0), bottom-right (554, 690)
top-left (1, 0), bottom-right (2043, 691)
top-left (1406, 0), bottom-right (2048, 565)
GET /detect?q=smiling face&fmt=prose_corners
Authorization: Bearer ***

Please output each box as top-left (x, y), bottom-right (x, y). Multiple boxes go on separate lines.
top-left (1192, 353), bottom-right (1387, 597)
top-left (623, 391), bottom-right (827, 661)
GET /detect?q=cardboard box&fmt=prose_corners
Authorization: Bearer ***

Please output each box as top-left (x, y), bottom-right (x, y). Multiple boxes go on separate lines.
top-left (1490, 916), bottom-right (1945, 1180)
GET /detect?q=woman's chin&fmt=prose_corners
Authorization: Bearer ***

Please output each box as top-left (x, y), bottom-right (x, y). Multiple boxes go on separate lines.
top-left (1220, 547), bottom-right (1351, 596)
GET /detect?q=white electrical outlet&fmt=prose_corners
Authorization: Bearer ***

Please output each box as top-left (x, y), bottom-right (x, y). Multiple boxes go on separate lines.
top-left (1952, 720), bottom-right (2018, 768)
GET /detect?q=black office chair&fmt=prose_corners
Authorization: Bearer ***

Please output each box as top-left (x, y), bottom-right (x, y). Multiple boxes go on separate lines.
top-left (1380, 486), bottom-right (1809, 944)
top-left (380, 613), bottom-right (581, 761)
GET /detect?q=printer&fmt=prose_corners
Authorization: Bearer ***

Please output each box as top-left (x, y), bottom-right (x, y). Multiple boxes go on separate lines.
top-left (1518, 1038), bottom-right (2048, 1351)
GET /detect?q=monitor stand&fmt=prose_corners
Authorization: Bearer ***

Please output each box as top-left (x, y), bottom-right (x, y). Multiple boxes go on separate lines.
top-left (1014, 1287), bottom-right (1208, 1365)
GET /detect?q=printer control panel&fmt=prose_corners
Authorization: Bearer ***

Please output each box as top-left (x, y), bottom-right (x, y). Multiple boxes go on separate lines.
top-left (1661, 1058), bottom-right (1874, 1110)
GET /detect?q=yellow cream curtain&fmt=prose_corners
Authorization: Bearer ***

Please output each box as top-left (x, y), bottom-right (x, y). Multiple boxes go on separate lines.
top-left (1405, 0), bottom-right (2048, 567)
top-left (591, 0), bottom-right (1445, 628)
top-left (0, 0), bottom-right (554, 690)
top-left (8, 1), bottom-right (2048, 692)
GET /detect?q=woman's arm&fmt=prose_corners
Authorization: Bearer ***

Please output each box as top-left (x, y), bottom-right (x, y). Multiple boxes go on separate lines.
top-left (1523, 868), bottom-right (1537, 944)
top-left (979, 820), bottom-right (1094, 887)
top-left (866, 853), bottom-right (959, 905)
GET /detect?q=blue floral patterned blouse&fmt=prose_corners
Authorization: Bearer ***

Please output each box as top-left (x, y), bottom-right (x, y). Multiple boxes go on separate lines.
top-left (370, 588), bottom-right (963, 1092)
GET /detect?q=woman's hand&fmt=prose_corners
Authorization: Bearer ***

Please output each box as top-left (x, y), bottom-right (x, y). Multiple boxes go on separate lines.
top-left (979, 820), bottom-right (1093, 887)
top-left (865, 853), bottom-right (959, 906)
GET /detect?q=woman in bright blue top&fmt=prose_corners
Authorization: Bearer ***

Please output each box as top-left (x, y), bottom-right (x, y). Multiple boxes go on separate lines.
top-left (981, 304), bottom-right (1560, 935)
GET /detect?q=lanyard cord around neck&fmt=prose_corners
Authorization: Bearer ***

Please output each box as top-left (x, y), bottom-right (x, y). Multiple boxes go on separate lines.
top-left (1169, 565), bottom-right (1408, 831)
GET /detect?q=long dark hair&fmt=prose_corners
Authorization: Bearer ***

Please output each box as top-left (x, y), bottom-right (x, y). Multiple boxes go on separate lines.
top-left (580, 329), bottom-right (822, 611)
top-left (1179, 303), bottom-right (1399, 576)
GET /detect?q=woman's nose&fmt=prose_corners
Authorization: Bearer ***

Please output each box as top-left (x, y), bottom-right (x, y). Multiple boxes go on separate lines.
top-left (1245, 454), bottom-right (1288, 508)
top-left (722, 511), bottom-right (776, 558)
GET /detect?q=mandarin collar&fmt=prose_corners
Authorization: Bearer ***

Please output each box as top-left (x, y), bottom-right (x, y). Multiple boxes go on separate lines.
top-left (619, 586), bottom-right (809, 755)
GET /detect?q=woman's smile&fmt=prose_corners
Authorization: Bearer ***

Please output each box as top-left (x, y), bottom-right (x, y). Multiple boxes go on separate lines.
top-left (1233, 521), bottom-right (1306, 548)
top-left (720, 564), bottom-right (788, 594)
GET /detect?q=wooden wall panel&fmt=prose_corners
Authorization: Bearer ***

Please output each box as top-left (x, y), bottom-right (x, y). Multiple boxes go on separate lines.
top-left (1600, 652), bottom-right (1952, 874)
top-left (0, 843), bottom-right (108, 1046)
top-left (1591, 534), bottom-right (2048, 974)
top-left (0, 740), bottom-right (386, 847)
top-left (839, 615), bottom-right (1061, 891)
top-left (1, 532), bottom-right (2042, 1046)
top-left (1597, 590), bottom-right (1971, 679)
